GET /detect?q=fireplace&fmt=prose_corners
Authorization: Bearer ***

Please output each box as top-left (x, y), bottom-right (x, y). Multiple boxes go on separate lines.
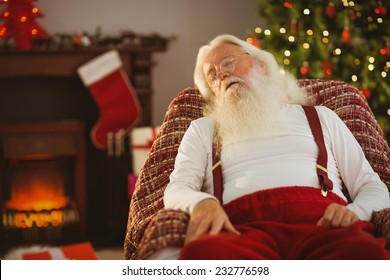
top-left (0, 47), bottom-right (164, 252)
top-left (0, 121), bottom-right (86, 251)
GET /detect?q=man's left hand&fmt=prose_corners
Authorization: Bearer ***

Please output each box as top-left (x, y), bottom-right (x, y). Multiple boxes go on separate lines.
top-left (317, 203), bottom-right (359, 228)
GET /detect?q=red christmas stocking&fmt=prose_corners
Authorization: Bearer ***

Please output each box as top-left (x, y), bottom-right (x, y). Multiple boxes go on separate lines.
top-left (77, 50), bottom-right (142, 149)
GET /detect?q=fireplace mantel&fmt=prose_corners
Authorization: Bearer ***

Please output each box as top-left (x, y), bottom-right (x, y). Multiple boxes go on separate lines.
top-left (0, 47), bottom-right (165, 77)
top-left (0, 46), bottom-right (167, 125)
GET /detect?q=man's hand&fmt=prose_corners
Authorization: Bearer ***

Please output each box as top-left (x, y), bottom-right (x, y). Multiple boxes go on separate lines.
top-left (185, 198), bottom-right (240, 245)
top-left (317, 203), bottom-right (359, 228)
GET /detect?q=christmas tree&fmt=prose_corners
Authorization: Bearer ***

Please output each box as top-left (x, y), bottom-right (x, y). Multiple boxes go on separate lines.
top-left (0, 0), bottom-right (48, 50)
top-left (250, 0), bottom-right (390, 139)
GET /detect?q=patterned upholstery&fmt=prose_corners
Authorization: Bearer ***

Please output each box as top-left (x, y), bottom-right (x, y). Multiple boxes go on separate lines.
top-left (124, 79), bottom-right (390, 260)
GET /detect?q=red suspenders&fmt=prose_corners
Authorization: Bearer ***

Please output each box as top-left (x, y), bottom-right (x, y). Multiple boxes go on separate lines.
top-left (212, 105), bottom-right (334, 204)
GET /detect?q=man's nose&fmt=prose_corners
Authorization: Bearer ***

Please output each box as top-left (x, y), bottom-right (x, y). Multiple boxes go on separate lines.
top-left (216, 70), bottom-right (230, 81)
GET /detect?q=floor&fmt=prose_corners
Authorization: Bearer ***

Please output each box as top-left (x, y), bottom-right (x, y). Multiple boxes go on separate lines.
top-left (95, 246), bottom-right (124, 260)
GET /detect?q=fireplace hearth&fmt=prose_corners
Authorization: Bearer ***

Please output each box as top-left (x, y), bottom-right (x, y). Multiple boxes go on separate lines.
top-left (0, 121), bottom-right (86, 252)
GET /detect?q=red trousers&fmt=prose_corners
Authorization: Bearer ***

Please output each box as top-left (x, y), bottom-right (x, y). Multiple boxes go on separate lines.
top-left (179, 187), bottom-right (390, 260)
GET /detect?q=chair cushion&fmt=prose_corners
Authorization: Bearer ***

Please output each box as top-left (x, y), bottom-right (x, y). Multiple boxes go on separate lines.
top-left (124, 80), bottom-right (390, 259)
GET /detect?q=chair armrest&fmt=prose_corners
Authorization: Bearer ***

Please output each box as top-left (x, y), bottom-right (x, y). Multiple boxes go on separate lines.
top-left (136, 209), bottom-right (189, 259)
top-left (372, 207), bottom-right (390, 248)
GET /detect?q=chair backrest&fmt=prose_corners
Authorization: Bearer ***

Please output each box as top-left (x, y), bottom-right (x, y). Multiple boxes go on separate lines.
top-left (124, 79), bottom-right (390, 259)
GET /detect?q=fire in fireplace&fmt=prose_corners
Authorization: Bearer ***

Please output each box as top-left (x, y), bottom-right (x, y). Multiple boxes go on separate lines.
top-left (0, 121), bottom-right (86, 251)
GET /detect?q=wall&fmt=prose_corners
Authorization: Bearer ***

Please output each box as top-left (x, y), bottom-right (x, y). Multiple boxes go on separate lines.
top-left (37, 0), bottom-right (263, 125)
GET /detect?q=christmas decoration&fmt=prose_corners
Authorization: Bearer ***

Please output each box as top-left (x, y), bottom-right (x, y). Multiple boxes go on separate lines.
top-left (253, 0), bottom-right (390, 139)
top-left (77, 50), bottom-right (142, 149)
top-left (284, 0), bottom-right (293, 9)
top-left (300, 61), bottom-right (311, 75)
top-left (0, 24), bottom-right (173, 50)
top-left (375, 2), bottom-right (387, 16)
top-left (0, 0), bottom-right (48, 50)
top-left (322, 59), bottom-right (332, 78)
top-left (326, 2), bottom-right (336, 18)
top-left (380, 42), bottom-right (390, 57)
top-left (290, 19), bottom-right (297, 34)
top-left (340, 26), bottom-right (351, 43)
top-left (360, 86), bottom-right (371, 99)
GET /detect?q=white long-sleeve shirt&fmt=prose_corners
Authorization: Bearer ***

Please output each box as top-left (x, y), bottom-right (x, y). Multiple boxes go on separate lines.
top-left (164, 104), bottom-right (390, 221)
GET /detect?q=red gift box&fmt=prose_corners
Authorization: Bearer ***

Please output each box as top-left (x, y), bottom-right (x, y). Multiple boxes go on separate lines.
top-left (19, 242), bottom-right (98, 260)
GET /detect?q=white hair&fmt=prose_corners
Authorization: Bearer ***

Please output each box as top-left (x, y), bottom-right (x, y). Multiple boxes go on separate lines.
top-left (193, 34), bottom-right (310, 106)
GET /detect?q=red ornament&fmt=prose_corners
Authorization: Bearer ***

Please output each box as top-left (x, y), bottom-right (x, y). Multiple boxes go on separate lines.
top-left (379, 42), bottom-right (390, 57)
top-left (360, 87), bottom-right (371, 99)
top-left (322, 59), bottom-right (332, 78)
top-left (349, 10), bottom-right (357, 21)
top-left (341, 26), bottom-right (351, 44)
top-left (284, 0), bottom-right (293, 9)
top-left (300, 61), bottom-right (310, 76)
top-left (326, 2), bottom-right (336, 18)
top-left (374, 2), bottom-right (387, 16)
top-left (0, 0), bottom-right (48, 50)
top-left (248, 36), bottom-right (261, 48)
top-left (291, 19), bottom-right (297, 35)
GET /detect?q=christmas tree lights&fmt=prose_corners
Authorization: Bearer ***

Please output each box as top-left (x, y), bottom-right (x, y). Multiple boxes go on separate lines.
top-left (0, 0), bottom-right (48, 50)
top-left (250, 0), bottom-right (390, 139)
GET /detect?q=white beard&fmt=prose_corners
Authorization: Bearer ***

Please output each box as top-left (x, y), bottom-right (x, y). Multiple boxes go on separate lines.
top-left (206, 66), bottom-right (287, 148)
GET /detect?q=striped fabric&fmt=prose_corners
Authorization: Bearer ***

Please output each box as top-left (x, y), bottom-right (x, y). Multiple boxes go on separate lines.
top-left (124, 79), bottom-right (390, 260)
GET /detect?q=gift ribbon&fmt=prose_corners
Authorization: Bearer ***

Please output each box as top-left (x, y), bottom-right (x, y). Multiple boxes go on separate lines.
top-left (132, 128), bottom-right (158, 150)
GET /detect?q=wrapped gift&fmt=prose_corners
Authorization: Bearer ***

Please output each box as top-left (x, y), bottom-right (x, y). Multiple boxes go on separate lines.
top-left (4, 242), bottom-right (98, 260)
top-left (130, 126), bottom-right (160, 175)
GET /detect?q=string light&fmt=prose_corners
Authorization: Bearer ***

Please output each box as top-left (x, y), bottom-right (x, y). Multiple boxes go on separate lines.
top-left (255, 27), bottom-right (262, 34)
top-left (253, 0), bottom-right (390, 132)
top-left (264, 29), bottom-right (271, 35)
top-left (0, 27), bottom-right (6, 36)
top-left (20, 16), bottom-right (27, 22)
top-left (333, 48), bottom-right (342, 55)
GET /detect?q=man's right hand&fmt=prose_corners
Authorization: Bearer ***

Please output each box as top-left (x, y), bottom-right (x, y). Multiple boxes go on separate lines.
top-left (184, 198), bottom-right (240, 245)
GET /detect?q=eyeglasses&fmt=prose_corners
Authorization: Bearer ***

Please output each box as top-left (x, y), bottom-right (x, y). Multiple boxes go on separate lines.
top-left (207, 52), bottom-right (249, 88)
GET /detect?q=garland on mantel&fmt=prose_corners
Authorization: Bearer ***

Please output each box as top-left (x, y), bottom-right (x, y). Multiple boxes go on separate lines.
top-left (0, 27), bottom-right (175, 50)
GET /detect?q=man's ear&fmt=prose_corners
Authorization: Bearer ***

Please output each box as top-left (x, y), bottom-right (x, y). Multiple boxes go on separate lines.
top-left (255, 59), bottom-right (268, 75)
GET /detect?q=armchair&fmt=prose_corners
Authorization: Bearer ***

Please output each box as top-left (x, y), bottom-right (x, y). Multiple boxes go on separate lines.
top-left (124, 79), bottom-right (390, 260)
